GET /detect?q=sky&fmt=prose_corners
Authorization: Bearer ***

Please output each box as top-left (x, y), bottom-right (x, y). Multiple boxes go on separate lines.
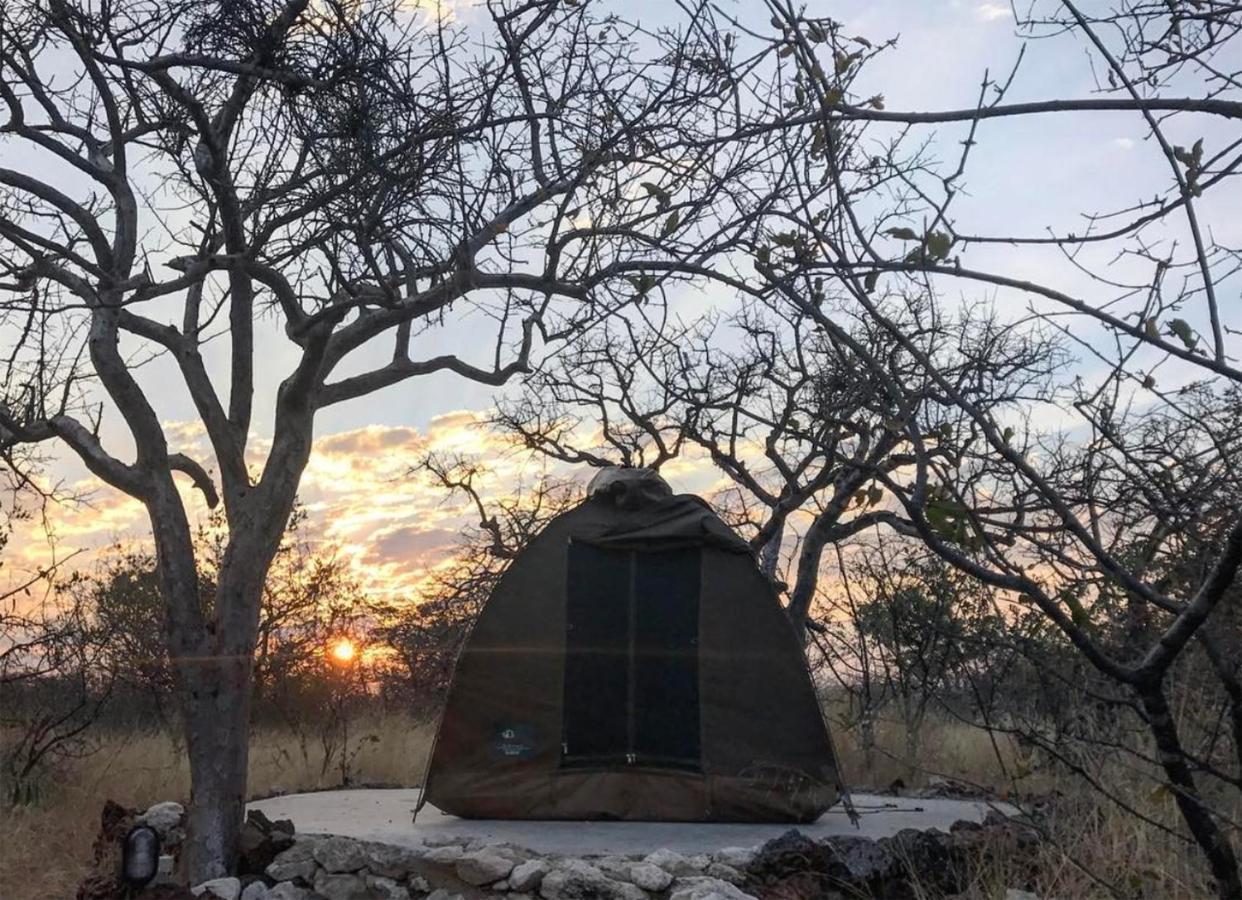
top-left (3, 0), bottom-right (1240, 603)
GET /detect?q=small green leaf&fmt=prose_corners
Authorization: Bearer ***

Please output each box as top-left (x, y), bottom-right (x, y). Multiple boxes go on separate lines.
top-left (778, 43), bottom-right (795, 58)
top-left (1062, 591), bottom-right (1090, 628)
top-left (661, 211), bottom-right (680, 236)
top-left (1001, 426), bottom-right (1014, 443)
top-left (641, 182), bottom-right (670, 210)
top-left (924, 230), bottom-right (953, 261)
top-left (1143, 317), bottom-right (1160, 340)
top-left (884, 227), bottom-right (918, 241)
top-left (863, 271), bottom-right (879, 293)
top-left (1168, 317), bottom-right (1198, 349)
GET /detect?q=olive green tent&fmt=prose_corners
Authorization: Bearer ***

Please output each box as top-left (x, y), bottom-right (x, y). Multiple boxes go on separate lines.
top-left (419, 468), bottom-right (844, 822)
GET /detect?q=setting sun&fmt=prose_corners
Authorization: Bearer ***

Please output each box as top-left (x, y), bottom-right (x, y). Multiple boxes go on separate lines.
top-left (329, 638), bottom-right (357, 664)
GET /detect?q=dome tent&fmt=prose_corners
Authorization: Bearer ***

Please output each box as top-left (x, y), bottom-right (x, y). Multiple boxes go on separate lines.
top-left (419, 468), bottom-right (844, 822)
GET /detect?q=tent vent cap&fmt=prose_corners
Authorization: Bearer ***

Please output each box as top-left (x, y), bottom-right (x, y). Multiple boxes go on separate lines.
top-left (586, 467), bottom-right (672, 510)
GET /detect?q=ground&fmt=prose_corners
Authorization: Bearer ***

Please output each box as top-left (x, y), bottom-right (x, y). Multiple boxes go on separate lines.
top-left (248, 788), bottom-right (1016, 856)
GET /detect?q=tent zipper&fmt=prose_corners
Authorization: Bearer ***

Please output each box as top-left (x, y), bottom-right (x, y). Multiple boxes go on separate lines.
top-left (626, 550), bottom-right (637, 765)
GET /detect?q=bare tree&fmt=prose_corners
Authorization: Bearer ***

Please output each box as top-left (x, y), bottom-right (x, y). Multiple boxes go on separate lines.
top-left (1, 569), bottom-right (113, 806)
top-left (376, 456), bottom-right (582, 713)
top-left (497, 294), bottom-right (1058, 640)
top-left (815, 544), bottom-right (1009, 773)
top-left (504, 0), bottom-right (1242, 890)
top-left (0, 0), bottom-right (777, 877)
top-left (734, 1), bottom-right (1242, 892)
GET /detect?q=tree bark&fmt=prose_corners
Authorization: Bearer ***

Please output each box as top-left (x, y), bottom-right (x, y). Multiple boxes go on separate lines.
top-left (179, 654), bottom-right (253, 881)
top-left (786, 517), bottom-right (831, 644)
top-left (1138, 683), bottom-right (1242, 900)
top-left (759, 517), bottom-right (785, 578)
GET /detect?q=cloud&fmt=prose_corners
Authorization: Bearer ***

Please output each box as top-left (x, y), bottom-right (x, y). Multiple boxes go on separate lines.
top-left (976, 3), bottom-right (1011, 21)
top-left (316, 425), bottom-right (424, 458)
top-left (5, 416), bottom-right (509, 603)
top-left (1112, 137), bottom-right (1136, 151)
top-left (367, 526), bottom-right (459, 568)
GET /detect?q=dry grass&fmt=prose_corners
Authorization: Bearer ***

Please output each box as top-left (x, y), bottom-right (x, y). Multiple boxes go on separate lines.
top-left (828, 711), bottom-right (1022, 793)
top-left (828, 711), bottom-right (1229, 899)
top-left (0, 716), bottom-right (435, 900)
top-left (1, 713), bottom-right (1232, 900)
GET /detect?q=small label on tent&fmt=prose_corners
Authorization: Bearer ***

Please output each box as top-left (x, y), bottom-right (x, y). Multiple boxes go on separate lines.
top-left (492, 723), bottom-right (536, 759)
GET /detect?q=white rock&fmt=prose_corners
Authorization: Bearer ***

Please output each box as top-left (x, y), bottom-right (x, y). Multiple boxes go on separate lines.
top-left (363, 841), bottom-right (425, 879)
top-left (240, 882), bottom-right (270, 900)
top-left (705, 863), bottom-right (744, 885)
top-left (192, 877), bottom-right (242, 900)
top-left (490, 842), bottom-right (537, 862)
top-left (139, 801), bottom-right (186, 843)
top-left (268, 885), bottom-right (311, 900)
top-left (1005, 891), bottom-right (1041, 900)
top-left (410, 875), bottom-right (432, 892)
top-left (426, 890), bottom-right (467, 900)
top-left (266, 841), bottom-right (318, 882)
top-left (366, 874), bottom-right (411, 899)
top-left (592, 857), bottom-right (633, 880)
top-left (668, 876), bottom-right (758, 900)
top-left (314, 870), bottom-right (371, 900)
top-left (509, 859), bottom-right (550, 892)
top-left (539, 860), bottom-right (646, 900)
top-left (457, 850), bottom-right (518, 886)
top-left (629, 863), bottom-right (673, 892)
top-left (712, 847), bottom-right (756, 870)
top-left (643, 849), bottom-right (709, 876)
top-left (424, 845), bottom-right (465, 865)
top-left (314, 835), bottom-right (367, 873)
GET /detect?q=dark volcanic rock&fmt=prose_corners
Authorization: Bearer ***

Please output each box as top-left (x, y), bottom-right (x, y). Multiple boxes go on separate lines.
top-left (76, 800), bottom-right (141, 900)
top-left (745, 816), bottom-right (1045, 900)
top-left (239, 808), bottom-right (297, 876)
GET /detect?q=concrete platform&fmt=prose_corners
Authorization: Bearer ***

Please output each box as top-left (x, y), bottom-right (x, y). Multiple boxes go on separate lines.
top-left (249, 789), bottom-right (1012, 856)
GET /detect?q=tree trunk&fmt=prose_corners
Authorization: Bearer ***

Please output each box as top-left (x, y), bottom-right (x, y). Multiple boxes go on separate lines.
top-left (759, 517), bottom-right (785, 578)
top-left (180, 655), bottom-right (252, 882)
top-left (786, 518), bottom-right (831, 643)
top-left (1198, 632), bottom-right (1242, 786)
top-left (1138, 683), bottom-right (1242, 900)
top-left (156, 503), bottom-right (295, 882)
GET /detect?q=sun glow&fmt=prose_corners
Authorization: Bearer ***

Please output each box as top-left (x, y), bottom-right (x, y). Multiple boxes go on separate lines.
top-left (330, 637), bottom-right (358, 664)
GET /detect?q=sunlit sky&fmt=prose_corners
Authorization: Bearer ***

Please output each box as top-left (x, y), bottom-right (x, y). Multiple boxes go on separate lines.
top-left (4, 0), bottom-right (1240, 602)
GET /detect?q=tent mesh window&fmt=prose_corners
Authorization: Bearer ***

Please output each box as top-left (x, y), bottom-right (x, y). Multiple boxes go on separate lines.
top-left (562, 542), bottom-right (701, 770)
